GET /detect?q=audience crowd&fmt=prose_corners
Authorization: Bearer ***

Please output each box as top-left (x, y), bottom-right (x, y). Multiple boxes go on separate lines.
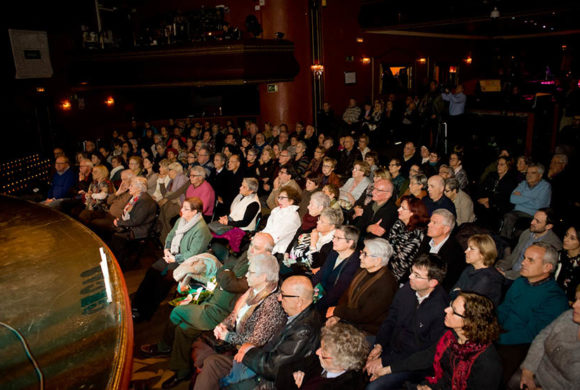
top-left (39, 91), bottom-right (580, 389)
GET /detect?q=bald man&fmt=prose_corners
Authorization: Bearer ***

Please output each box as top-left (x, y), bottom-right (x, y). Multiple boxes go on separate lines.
top-left (232, 276), bottom-right (322, 388)
top-left (354, 179), bottom-right (398, 241)
top-left (423, 175), bottom-right (456, 217)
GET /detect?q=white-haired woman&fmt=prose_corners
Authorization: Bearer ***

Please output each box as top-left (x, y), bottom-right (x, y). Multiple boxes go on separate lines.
top-left (326, 238), bottom-right (398, 338)
top-left (158, 161), bottom-right (189, 241)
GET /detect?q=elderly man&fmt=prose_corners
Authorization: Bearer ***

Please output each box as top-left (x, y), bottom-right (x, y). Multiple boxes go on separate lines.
top-left (497, 208), bottom-right (562, 280)
top-left (417, 208), bottom-right (464, 290)
top-left (227, 154), bottom-right (245, 192)
top-left (496, 242), bottom-right (569, 385)
top-left (266, 166), bottom-right (302, 210)
top-left (354, 179), bottom-right (398, 241)
top-left (400, 141), bottom-right (420, 177)
top-left (501, 163), bottom-right (551, 239)
top-left (444, 178), bottom-right (475, 226)
top-left (365, 254), bottom-right (449, 389)
top-left (44, 156), bottom-right (76, 205)
top-left (141, 233), bottom-right (275, 389)
top-left (195, 146), bottom-right (214, 177)
top-left (229, 275), bottom-right (322, 389)
top-left (336, 136), bottom-right (362, 176)
top-left (178, 166), bottom-right (215, 221)
top-left (423, 175), bottom-right (456, 216)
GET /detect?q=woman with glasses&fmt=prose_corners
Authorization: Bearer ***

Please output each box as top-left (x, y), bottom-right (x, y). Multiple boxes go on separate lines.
top-left (261, 186), bottom-right (302, 256)
top-left (276, 322), bottom-right (369, 390)
top-left (304, 146), bottom-right (327, 179)
top-left (325, 238), bottom-right (398, 338)
top-left (339, 160), bottom-right (371, 209)
top-left (387, 195), bottom-right (429, 282)
top-left (131, 196), bottom-right (212, 322)
top-left (451, 234), bottom-right (504, 306)
top-left (370, 292), bottom-right (502, 390)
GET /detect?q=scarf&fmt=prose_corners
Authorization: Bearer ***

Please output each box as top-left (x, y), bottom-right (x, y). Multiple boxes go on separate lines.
top-left (301, 213), bottom-right (319, 231)
top-left (231, 283), bottom-right (278, 334)
top-left (170, 213), bottom-right (202, 254)
top-left (122, 195), bottom-right (139, 221)
top-left (427, 330), bottom-right (489, 390)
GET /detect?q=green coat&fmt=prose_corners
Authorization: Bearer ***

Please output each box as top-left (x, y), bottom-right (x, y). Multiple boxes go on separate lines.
top-left (165, 216), bottom-right (212, 264)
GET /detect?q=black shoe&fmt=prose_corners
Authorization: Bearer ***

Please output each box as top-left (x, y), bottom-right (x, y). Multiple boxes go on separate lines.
top-left (139, 343), bottom-right (171, 358)
top-left (162, 373), bottom-right (190, 389)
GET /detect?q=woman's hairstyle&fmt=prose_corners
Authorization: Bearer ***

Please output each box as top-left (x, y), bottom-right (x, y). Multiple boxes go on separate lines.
top-left (364, 238), bottom-right (394, 267)
top-left (306, 175), bottom-right (322, 187)
top-left (467, 234), bottom-right (498, 266)
top-left (320, 207), bottom-right (344, 226)
top-left (158, 159), bottom-right (170, 169)
top-left (261, 146), bottom-right (275, 159)
top-left (249, 253), bottom-right (280, 283)
top-left (315, 146), bottom-right (326, 156)
top-left (280, 186), bottom-right (301, 205)
top-left (400, 196), bottom-right (429, 231)
top-left (445, 178), bottom-right (460, 193)
top-left (365, 151), bottom-right (379, 165)
top-left (184, 197), bottom-right (204, 213)
top-left (321, 322), bottom-right (369, 371)
top-left (129, 155), bottom-right (143, 169)
top-left (322, 156), bottom-right (337, 169)
top-left (497, 156), bottom-right (514, 169)
top-left (459, 292), bottom-right (500, 344)
top-left (92, 165), bottom-right (109, 180)
top-left (323, 184), bottom-right (340, 199)
top-left (243, 177), bottom-right (259, 193)
top-left (411, 174), bottom-right (428, 190)
top-left (353, 160), bottom-right (371, 176)
top-left (373, 168), bottom-right (391, 180)
top-left (131, 176), bottom-right (148, 192)
top-left (168, 162), bottom-right (184, 174)
top-left (310, 191), bottom-right (331, 209)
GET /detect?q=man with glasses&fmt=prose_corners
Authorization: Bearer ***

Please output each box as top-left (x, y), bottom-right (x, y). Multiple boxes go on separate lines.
top-left (231, 275), bottom-right (322, 389)
top-left (195, 146), bottom-right (214, 177)
top-left (43, 156), bottom-right (76, 205)
top-left (354, 179), bottom-right (398, 241)
top-left (365, 254), bottom-right (448, 389)
top-left (266, 166), bottom-right (302, 210)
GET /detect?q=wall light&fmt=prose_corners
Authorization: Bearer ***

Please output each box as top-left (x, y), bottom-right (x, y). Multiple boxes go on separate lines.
top-left (417, 57), bottom-right (427, 64)
top-left (356, 37), bottom-right (364, 43)
top-left (311, 64), bottom-right (324, 79)
top-left (464, 57), bottom-right (473, 64)
top-left (361, 57), bottom-right (371, 65)
top-left (105, 96), bottom-right (115, 107)
top-left (449, 66), bottom-right (457, 73)
top-left (60, 99), bottom-right (72, 111)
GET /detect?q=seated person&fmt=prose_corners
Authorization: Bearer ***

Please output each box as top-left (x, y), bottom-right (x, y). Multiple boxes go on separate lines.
top-left (451, 233), bottom-right (504, 306)
top-left (139, 233), bottom-right (275, 389)
top-left (320, 157), bottom-right (342, 188)
top-left (276, 322), bottom-right (369, 390)
top-left (266, 166), bottom-right (302, 210)
top-left (286, 191), bottom-right (330, 254)
top-left (496, 208), bottom-right (562, 280)
top-left (500, 163), bottom-right (551, 239)
top-left (557, 223), bottom-right (580, 302)
top-left (423, 175), bottom-right (456, 217)
top-left (508, 285), bottom-right (580, 390)
top-left (497, 242), bottom-right (569, 385)
top-left (365, 254), bottom-right (449, 390)
top-left (110, 176), bottom-right (158, 268)
top-left (284, 207), bottom-right (343, 272)
top-left (353, 179), bottom-right (398, 241)
top-left (227, 276), bottom-right (322, 389)
top-left (131, 197), bottom-right (212, 322)
top-left (325, 238), bottom-right (398, 337)
top-left (444, 177), bottom-right (475, 226)
top-left (298, 176), bottom-right (321, 218)
top-left (261, 187), bottom-right (302, 256)
top-left (322, 184), bottom-right (341, 210)
top-left (157, 162), bottom-right (188, 241)
top-left (209, 177), bottom-right (261, 253)
top-left (387, 158), bottom-right (408, 198)
top-left (312, 225), bottom-right (361, 314)
top-left (339, 160), bottom-right (371, 209)
top-left (191, 254), bottom-right (287, 390)
top-left (370, 292), bottom-right (502, 390)
top-left (43, 156), bottom-right (76, 205)
top-left (396, 173), bottom-right (428, 206)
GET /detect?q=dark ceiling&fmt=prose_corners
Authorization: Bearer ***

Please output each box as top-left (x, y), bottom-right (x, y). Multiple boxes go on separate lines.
top-left (359, 0), bottom-right (580, 39)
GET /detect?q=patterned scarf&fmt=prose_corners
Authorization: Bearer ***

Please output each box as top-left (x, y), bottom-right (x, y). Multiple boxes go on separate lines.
top-left (122, 194), bottom-right (140, 221)
top-left (427, 330), bottom-right (489, 390)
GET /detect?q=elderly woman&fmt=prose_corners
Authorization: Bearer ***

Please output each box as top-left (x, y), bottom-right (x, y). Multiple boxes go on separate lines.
top-left (132, 197), bottom-right (212, 321)
top-left (189, 254), bottom-right (287, 390)
top-left (370, 292), bottom-right (502, 390)
top-left (128, 155), bottom-right (145, 177)
top-left (451, 234), bottom-right (504, 306)
top-left (557, 223), bottom-right (580, 302)
top-left (261, 186), bottom-right (302, 256)
top-left (110, 176), bottom-right (158, 267)
top-left (284, 207), bottom-right (344, 273)
top-left (396, 174), bottom-right (428, 206)
top-left (210, 177), bottom-right (262, 253)
top-left (276, 322), bottom-right (369, 390)
top-left (326, 238), bottom-right (398, 337)
top-left (304, 146), bottom-right (326, 179)
top-left (185, 166), bottom-right (215, 220)
top-left (158, 162), bottom-right (189, 241)
top-left (387, 196), bottom-right (429, 282)
top-left (509, 285), bottom-right (580, 390)
top-left (290, 191), bottom-right (331, 250)
top-left (150, 159), bottom-right (171, 201)
top-left (320, 157), bottom-right (342, 188)
top-left (444, 178), bottom-right (475, 226)
top-left (448, 152), bottom-right (468, 190)
top-left (339, 160), bottom-right (371, 209)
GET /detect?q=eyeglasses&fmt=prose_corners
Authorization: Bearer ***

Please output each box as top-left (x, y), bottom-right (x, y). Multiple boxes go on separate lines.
top-left (190, 174), bottom-right (203, 177)
top-left (279, 292), bottom-right (300, 299)
top-left (277, 196), bottom-right (288, 200)
top-left (360, 250), bottom-right (375, 258)
top-left (333, 235), bottom-right (348, 241)
top-left (409, 271), bottom-right (429, 280)
top-left (449, 302), bottom-right (466, 318)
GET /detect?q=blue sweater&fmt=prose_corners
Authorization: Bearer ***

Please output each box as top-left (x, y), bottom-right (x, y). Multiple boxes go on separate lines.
top-left (510, 179), bottom-right (551, 216)
top-left (47, 168), bottom-right (76, 199)
top-left (497, 276), bottom-right (568, 345)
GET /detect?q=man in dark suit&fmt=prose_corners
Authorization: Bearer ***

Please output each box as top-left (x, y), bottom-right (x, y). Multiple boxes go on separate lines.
top-left (416, 208), bottom-right (464, 290)
top-left (209, 153), bottom-right (234, 217)
top-left (354, 179), bottom-right (398, 242)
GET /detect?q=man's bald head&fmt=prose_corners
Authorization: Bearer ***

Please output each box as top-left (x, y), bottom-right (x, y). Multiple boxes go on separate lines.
top-left (250, 232), bottom-right (274, 255)
top-left (372, 179), bottom-right (393, 204)
top-left (283, 275), bottom-right (314, 301)
top-left (427, 175), bottom-right (445, 201)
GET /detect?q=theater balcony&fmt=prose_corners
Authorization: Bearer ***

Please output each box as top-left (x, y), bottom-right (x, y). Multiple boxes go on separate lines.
top-left (67, 39), bottom-right (299, 91)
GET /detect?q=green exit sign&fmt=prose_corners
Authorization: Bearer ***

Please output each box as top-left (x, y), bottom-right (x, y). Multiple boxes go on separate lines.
top-left (267, 84), bottom-right (278, 93)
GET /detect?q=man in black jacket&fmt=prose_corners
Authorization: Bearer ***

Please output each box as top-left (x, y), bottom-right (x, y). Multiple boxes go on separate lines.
top-left (354, 179), bottom-right (398, 242)
top-left (230, 275), bottom-right (322, 389)
top-left (365, 254), bottom-right (448, 388)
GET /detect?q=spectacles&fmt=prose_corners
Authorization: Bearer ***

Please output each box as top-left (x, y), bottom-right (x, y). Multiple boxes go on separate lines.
top-left (410, 271), bottom-right (429, 280)
top-left (190, 174), bottom-right (203, 177)
top-left (360, 250), bottom-right (375, 258)
top-left (333, 235), bottom-right (348, 241)
top-left (449, 302), bottom-right (466, 318)
top-left (279, 292), bottom-right (300, 299)
top-left (277, 196), bottom-right (288, 200)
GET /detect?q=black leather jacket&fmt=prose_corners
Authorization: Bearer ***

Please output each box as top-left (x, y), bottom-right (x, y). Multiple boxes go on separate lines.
top-left (242, 304), bottom-right (322, 381)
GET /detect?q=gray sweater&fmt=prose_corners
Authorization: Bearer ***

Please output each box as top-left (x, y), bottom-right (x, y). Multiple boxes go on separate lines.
top-left (521, 310), bottom-right (580, 390)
